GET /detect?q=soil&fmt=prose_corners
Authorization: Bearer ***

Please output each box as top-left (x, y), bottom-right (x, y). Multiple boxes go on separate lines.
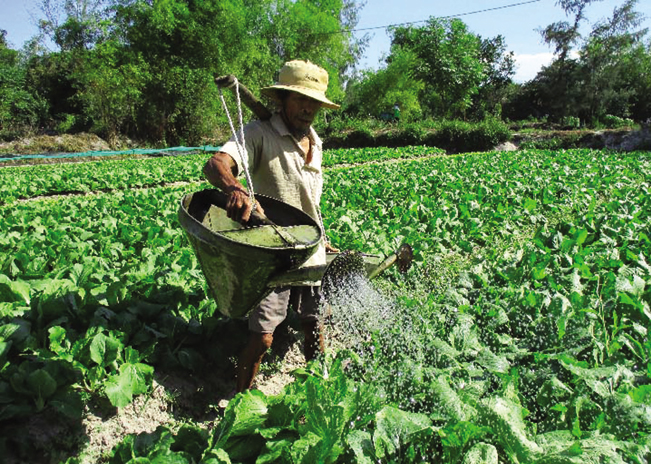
top-left (2, 321), bottom-right (309, 464)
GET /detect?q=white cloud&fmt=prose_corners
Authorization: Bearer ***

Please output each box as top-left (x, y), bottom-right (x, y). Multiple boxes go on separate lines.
top-left (513, 52), bottom-right (555, 83)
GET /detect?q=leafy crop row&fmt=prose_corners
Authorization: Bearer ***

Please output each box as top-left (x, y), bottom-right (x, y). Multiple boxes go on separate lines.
top-left (97, 146), bottom-right (651, 461)
top-left (0, 146), bottom-right (442, 206)
top-left (322, 145), bottom-right (444, 166)
top-left (0, 184), bottom-right (227, 420)
top-left (0, 154), bottom-right (209, 206)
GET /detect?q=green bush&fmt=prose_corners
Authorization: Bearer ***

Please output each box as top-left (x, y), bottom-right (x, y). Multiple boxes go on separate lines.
top-left (322, 117), bottom-right (512, 151)
top-left (400, 123), bottom-right (428, 145)
top-left (601, 114), bottom-right (634, 129)
top-left (0, 68), bottom-right (47, 140)
top-left (425, 118), bottom-right (511, 152)
top-left (560, 116), bottom-right (581, 129)
top-left (343, 127), bottom-right (376, 148)
top-left (519, 133), bottom-right (584, 150)
top-left (55, 114), bottom-right (80, 134)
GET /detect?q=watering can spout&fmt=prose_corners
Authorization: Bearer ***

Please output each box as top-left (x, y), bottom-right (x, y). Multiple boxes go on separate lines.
top-left (267, 244), bottom-right (413, 288)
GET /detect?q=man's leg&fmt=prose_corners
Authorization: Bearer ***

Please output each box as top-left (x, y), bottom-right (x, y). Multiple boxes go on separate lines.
top-left (301, 320), bottom-right (324, 362)
top-left (292, 286), bottom-right (325, 362)
top-left (235, 332), bottom-right (273, 392)
top-left (236, 288), bottom-right (290, 392)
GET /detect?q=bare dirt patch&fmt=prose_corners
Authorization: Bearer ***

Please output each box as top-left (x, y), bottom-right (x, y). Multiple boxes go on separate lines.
top-left (77, 381), bottom-right (175, 463)
top-left (70, 324), bottom-right (306, 463)
top-left (0, 133), bottom-right (113, 156)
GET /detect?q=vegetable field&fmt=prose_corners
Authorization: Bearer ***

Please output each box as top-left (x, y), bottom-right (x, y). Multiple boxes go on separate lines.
top-left (1, 147), bottom-right (651, 463)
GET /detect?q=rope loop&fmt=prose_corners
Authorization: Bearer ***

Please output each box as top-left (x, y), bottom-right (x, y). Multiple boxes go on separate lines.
top-left (218, 79), bottom-right (257, 210)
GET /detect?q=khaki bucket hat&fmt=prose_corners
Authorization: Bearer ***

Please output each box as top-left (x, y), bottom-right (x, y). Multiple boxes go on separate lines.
top-left (261, 60), bottom-right (340, 109)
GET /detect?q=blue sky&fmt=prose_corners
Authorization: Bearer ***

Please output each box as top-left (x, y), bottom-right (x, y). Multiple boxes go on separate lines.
top-left (354, 0), bottom-right (651, 81)
top-left (2, 0), bottom-right (650, 82)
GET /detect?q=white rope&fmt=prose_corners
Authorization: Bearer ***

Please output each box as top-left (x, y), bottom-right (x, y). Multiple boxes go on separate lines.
top-left (218, 79), bottom-right (257, 209)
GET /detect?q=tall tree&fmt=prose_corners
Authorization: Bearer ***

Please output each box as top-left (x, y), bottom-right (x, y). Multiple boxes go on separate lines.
top-left (346, 47), bottom-right (424, 121)
top-left (530, 0), bottom-right (650, 124)
top-left (20, 0), bottom-right (367, 144)
top-left (108, 0), bottom-right (367, 144)
top-left (38, 0), bottom-right (113, 50)
top-left (539, 0), bottom-right (601, 62)
top-left (472, 35), bottom-right (516, 119)
top-left (389, 19), bottom-right (492, 119)
top-left (0, 31), bottom-right (46, 137)
top-left (624, 41), bottom-right (651, 122)
top-left (579, 0), bottom-right (647, 122)
top-left (536, 0), bottom-right (602, 121)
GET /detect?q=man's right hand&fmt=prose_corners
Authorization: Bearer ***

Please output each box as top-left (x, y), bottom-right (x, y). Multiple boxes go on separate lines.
top-left (225, 187), bottom-right (253, 223)
top-left (204, 152), bottom-right (264, 224)
top-left (225, 186), bottom-right (266, 224)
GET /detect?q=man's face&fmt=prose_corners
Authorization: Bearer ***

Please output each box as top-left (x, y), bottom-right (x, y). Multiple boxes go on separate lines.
top-left (282, 92), bottom-right (322, 136)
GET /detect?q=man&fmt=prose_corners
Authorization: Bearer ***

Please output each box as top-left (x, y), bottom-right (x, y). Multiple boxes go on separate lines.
top-left (203, 60), bottom-right (339, 392)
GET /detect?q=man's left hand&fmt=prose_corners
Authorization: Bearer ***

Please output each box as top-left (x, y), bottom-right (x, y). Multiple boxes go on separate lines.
top-left (325, 242), bottom-right (340, 253)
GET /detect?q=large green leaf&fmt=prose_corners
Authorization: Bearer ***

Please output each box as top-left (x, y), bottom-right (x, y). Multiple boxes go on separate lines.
top-left (535, 431), bottom-right (631, 464)
top-left (462, 442), bottom-right (498, 464)
top-left (90, 332), bottom-right (122, 368)
top-left (103, 362), bottom-right (153, 408)
top-left (373, 405), bottom-right (432, 459)
top-left (478, 397), bottom-right (542, 463)
top-left (0, 274), bottom-right (30, 304)
top-left (346, 430), bottom-right (374, 464)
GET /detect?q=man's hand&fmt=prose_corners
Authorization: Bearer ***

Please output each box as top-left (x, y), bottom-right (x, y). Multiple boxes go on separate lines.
top-left (224, 186), bottom-right (265, 224)
top-left (325, 242), bottom-right (340, 253)
top-left (204, 152), bottom-right (265, 224)
top-left (225, 187), bottom-right (253, 223)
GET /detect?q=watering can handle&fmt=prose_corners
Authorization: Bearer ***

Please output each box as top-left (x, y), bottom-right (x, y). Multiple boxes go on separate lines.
top-left (215, 75), bottom-right (273, 121)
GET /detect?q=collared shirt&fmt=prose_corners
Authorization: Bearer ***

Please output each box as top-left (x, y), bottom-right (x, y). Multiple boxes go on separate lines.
top-left (219, 113), bottom-right (326, 268)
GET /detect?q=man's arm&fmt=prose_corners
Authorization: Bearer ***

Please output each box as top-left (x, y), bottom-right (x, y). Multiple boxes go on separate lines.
top-left (203, 152), bottom-right (257, 223)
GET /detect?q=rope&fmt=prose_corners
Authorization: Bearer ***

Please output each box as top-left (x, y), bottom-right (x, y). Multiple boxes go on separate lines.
top-left (218, 79), bottom-right (257, 209)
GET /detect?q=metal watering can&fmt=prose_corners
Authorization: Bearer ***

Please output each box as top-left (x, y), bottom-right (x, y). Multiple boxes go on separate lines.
top-left (178, 189), bottom-right (412, 318)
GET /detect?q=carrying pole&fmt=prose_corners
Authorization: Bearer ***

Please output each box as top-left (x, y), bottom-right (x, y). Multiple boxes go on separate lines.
top-left (215, 75), bottom-right (272, 121)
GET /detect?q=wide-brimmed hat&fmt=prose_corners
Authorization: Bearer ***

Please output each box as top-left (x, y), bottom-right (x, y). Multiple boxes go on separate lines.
top-left (261, 60), bottom-right (340, 109)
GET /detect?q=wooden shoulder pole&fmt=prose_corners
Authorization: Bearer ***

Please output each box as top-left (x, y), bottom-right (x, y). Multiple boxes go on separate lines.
top-left (215, 75), bottom-right (273, 121)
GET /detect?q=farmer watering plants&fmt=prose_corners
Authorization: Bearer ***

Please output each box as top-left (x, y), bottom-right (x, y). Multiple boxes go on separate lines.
top-left (203, 60), bottom-right (340, 393)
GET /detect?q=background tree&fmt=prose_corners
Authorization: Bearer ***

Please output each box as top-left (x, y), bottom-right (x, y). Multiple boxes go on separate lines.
top-left (264, 0), bottom-right (368, 104)
top-left (38, 0), bottom-right (113, 50)
top-left (624, 40), bottom-right (651, 122)
top-left (346, 16), bottom-right (513, 123)
top-left (578, 0), bottom-right (647, 123)
top-left (534, 0), bottom-right (596, 121)
top-left (471, 35), bottom-right (515, 120)
top-left (19, 0), bottom-right (366, 145)
top-left (389, 19), bottom-right (494, 120)
top-left (344, 47), bottom-right (424, 121)
top-left (73, 40), bottom-right (149, 144)
top-left (513, 0), bottom-right (650, 124)
top-left (0, 30), bottom-right (47, 139)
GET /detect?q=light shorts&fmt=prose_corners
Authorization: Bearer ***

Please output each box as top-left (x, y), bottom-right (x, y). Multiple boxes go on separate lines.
top-left (248, 286), bottom-right (322, 334)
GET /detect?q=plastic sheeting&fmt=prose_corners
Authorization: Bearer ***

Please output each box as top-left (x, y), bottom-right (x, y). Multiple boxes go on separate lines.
top-left (0, 145), bottom-right (222, 163)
